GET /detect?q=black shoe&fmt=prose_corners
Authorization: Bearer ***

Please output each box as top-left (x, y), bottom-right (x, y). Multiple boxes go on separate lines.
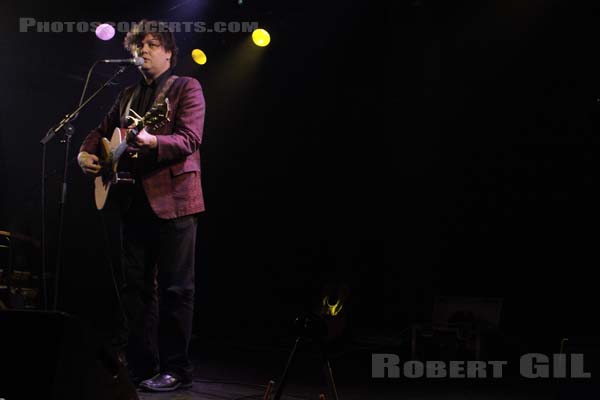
top-left (129, 373), bottom-right (152, 386)
top-left (138, 373), bottom-right (192, 392)
top-left (127, 367), bottom-right (157, 386)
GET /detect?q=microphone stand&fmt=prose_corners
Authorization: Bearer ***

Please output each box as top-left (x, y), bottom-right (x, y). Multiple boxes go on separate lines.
top-left (40, 65), bottom-right (127, 311)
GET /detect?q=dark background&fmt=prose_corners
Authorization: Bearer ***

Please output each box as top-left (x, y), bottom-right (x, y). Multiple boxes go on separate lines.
top-left (1, 0), bottom-right (599, 351)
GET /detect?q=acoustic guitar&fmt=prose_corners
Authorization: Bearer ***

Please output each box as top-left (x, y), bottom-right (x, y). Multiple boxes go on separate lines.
top-left (94, 99), bottom-right (170, 210)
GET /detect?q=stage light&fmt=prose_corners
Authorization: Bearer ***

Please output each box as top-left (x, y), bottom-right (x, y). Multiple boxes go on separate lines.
top-left (252, 28), bottom-right (270, 47)
top-left (191, 49), bottom-right (207, 65)
top-left (322, 295), bottom-right (344, 317)
top-left (95, 23), bottom-right (115, 41)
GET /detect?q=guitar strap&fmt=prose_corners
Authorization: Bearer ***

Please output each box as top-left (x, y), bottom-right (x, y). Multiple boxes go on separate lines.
top-left (154, 74), bottom-right (179, 106)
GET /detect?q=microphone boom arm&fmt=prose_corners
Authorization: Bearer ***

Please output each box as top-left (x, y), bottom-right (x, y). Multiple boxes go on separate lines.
top-left (41, 65), bottom-right (127, 145)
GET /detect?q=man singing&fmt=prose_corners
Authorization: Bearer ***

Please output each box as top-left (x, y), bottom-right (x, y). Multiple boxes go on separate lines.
top-left (77, 19), bottom-right (206, 392)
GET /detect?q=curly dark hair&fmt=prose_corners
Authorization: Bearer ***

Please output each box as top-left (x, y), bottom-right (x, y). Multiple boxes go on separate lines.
top-left (124, 20), bottom-right (179, 69)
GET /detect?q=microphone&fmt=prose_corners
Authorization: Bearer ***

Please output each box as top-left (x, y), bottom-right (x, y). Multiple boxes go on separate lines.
top-left (100, 57), bottom-right (144, 66)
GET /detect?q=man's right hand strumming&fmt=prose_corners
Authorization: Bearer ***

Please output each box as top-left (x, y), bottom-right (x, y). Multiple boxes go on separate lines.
top-left (77, 151), bottom-right (101, 176)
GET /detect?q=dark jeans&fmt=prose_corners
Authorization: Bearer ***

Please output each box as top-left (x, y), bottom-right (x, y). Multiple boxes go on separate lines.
top-left (116, 185), bottom-right (197, 381)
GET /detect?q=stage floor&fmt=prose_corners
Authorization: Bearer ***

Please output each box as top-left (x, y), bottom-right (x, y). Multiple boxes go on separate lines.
top-left (135, 337), bottom-right (568, 400)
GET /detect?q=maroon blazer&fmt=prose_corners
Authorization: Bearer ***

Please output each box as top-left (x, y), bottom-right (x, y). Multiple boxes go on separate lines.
top-left (80, 76), bottom-right (206, 219)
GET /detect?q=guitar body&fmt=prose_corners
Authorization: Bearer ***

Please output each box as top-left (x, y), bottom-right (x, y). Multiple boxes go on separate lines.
top-left (91, 98), bottom-right (170, 210)
top-left (94, 127), bottom-right (125, 210)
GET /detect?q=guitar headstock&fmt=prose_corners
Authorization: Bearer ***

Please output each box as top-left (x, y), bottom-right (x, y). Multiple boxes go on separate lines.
top-left (127, 98), bottom-right (170, 132)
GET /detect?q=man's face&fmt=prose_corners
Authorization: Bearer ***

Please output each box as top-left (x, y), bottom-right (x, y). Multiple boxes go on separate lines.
top-left (131, 34), bottom-right (172, 77)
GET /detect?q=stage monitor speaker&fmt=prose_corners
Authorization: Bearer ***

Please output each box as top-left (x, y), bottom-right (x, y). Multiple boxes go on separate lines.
top-left (0, 310), bottom-right (138, 400)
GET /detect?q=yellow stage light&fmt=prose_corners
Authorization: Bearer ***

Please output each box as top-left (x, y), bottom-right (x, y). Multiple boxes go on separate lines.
top-left (191, 49), bottom-right (207, 65)
top-left (252, 29), bottom-right (271, 47)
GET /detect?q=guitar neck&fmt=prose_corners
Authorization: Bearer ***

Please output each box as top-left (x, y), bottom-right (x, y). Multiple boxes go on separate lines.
top-left (113, 140), bottom-right (130, 162)
top-left (112, 126), bottom-right (141, 162)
